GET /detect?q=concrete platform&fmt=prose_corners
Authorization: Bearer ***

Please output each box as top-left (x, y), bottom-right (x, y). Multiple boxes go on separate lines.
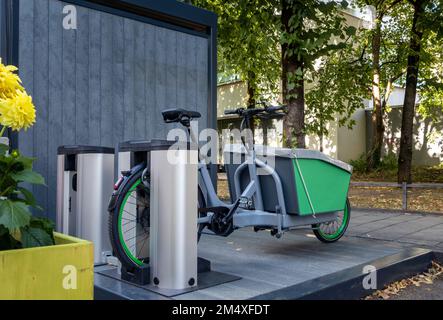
top-left (346, 209), bottom-right (443, 250)
top-left (94, 225), bottom-right (436, 300)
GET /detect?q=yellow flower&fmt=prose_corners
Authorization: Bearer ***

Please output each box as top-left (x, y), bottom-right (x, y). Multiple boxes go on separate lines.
top-left (0, 59), bottom-right (23, 99)
top-left (0, 90), bottom-right (36, 131)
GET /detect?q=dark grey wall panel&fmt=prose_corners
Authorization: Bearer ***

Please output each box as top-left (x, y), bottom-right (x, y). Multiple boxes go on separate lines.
top-left (48, 0), bottom-right (63, 221)
top-left (144, 24), bottom-right (155, 139)
top-left (76, 5), bottom-right (90, 145)
top-left (18, 0), bottom-right (34, 203)
top-left (123, 18), bottom-right (135, 141)
top-left (112, 15), bottom-right (124, 145)
top-left (133, 21), bottom-right (145, 140)
top-left (0, 0), bottom-right (6, 60)
top-left (33, 0), bottom-right (50, 213)
top-left (154, 27), bottom-right (166, 137)
top-left (100, 13), bottom-right (113, 148)
top-left (88, 9), bottom-right (101, 146)
top-left (18, 0), bottom-right (210, 220)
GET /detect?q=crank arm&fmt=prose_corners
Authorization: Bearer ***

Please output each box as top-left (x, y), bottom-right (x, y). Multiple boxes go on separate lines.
top-left (198, 213), bottom-right (213, 224)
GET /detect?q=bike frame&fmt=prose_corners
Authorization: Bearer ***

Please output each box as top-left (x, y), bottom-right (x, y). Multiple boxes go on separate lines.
top-left (190, 125), bottom-right (339, 235)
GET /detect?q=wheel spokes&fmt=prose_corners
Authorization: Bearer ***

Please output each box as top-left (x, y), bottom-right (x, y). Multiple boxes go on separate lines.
top-left (120, 183), bottom-right (150, 263)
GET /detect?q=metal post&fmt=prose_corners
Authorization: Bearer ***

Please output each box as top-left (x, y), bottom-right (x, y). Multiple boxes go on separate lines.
top-left (150, 144), bottom-right (198, 290)
top-left (402, 182), bottom-right (408, 211)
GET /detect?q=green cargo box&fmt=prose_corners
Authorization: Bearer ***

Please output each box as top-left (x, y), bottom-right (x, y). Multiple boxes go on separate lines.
top-left (224, 145), bottom-right (353, 216)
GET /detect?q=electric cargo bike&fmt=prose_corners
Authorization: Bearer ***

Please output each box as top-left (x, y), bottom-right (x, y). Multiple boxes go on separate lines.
top-left (108, 106), bottom-right (352, 269)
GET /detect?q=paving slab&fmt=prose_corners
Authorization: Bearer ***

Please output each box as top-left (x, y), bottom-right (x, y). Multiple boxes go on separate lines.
top-left (348, 215), bottom-right (423, 236)
top-left (95, 209), bottom-right (442, 300)
top-left (348, 210), bottom-right (443, 249)
top-left (175, 229), bottom-right (406, 300)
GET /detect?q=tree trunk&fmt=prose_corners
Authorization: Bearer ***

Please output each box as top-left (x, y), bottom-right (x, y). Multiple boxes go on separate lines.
top-left (367, 19), bottom-right (384, 170)
top-left (398, 2), bottom-right (424, 183)
top-left (319, 117), bottom-right (324, 152)
top-left (319, 134), bottom-right (324, 152)
top-left (263, 118), bottom-right (269, 146)
top-left (247, 80), bottom-right (256, 143)
top-left (281, 0), bottom-right (306, 149)
top-left (247, 75), bottom-right (256, 108)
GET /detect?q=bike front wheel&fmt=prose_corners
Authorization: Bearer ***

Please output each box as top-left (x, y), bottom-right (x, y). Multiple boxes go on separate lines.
top-left (312, 198), bottom-right (351, 243)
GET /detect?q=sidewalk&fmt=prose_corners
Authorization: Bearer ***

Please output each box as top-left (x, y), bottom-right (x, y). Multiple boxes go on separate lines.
top-left (346, 209), bottom-right (443, 252)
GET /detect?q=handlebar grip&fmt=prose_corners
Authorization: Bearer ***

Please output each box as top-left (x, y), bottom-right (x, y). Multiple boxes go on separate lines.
top-left (266, 105), bottom-right (286, 113)
top-left (225, 108), bottom-right (243, 115)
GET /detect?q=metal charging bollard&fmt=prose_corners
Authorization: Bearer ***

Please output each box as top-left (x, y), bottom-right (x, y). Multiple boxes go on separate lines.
top-left (117, 140), bottom-right (199, 290)
top-left (118, 140), bottom-right (152, 174)
top-left (56, 146), bottom-right (115, 265)
top-left (149, 140), bottom-right (198, 290)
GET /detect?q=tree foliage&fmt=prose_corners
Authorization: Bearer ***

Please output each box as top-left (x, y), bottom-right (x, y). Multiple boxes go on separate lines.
top-left (194, 0), bottom-right (357, 146)
top-left (280, 0), bottom-right (355, 86)
top-left (416, 29), bottom-right (443, 121)
top-left (398, 0), bottom-right (443, 183)
top-left (193, 0), bottom-right (281, 103)
top-left (280, 0), bottom-right (357, 148)
top-left (305, 38), bottom-right (371, 148)
top-left (192, 0), bottom-right (443, 178)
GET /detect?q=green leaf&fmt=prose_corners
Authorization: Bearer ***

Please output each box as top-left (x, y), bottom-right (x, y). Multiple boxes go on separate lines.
top-left (0, 233), bottom-right (21, 250)
top-left (0, 143), bottom-right (8, 155)
top-left (17, 187), bottom-right (40, 209)
top-left (16, 156), bottom-right (35, 170)
top-left (30, 216), bottom-right (55, 241)
top-left (11, 169), bottom-right (45, 185)
top-left (0, 199), bottom-right (31, 231)
top-left (21, 227), bottom-right (54, 248)
top-left (0, 224), bottom-right (8, 237)
top-left (346, 26), bottom-right (357, 36)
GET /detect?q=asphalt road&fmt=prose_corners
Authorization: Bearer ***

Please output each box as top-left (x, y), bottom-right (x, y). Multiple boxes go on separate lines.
top-left (390, 278), bottom-right (443, 300)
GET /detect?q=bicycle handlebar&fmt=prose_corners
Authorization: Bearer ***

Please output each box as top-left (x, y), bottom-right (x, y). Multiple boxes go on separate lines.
top-left (265, 105), bottom-right (286, 113)
top-left (224, 105), bottom-right (286, 117)
top-left (224, 108), bottom-right (242, 115)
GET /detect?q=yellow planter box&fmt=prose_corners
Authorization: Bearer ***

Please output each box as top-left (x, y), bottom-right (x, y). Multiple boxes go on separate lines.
top-left (0, 233), bottom-right (94, 300)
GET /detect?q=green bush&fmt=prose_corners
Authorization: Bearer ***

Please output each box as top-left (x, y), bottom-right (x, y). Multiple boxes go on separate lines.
top-left (350, 152), bottom-right (399, 173)
top-left (350, 154), bottom-right (368, 173)
top-left (379, 153), bottom-right (398, 171)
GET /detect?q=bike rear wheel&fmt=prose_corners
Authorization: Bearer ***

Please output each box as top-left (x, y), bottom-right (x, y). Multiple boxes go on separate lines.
top-left (109, 167), bottom-right (150, 268)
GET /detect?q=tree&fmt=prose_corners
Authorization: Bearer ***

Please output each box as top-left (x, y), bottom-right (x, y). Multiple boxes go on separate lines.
top-left (416, 32), bottom-right (443, 122)
top-left (195, 0), bottom-right (377, 151)
top-left (305, 38), bottom-right (371, 151)
top-left (351, 0), bottom-right (410, 169)
top-left (193, 0), bottom-right (281, 106)
top-left (280, 0), bottom-right (355, 148)
top-left (398, 0), bottom-right (443, 183)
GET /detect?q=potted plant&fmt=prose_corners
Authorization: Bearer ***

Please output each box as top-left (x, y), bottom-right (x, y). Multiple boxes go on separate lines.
top-left (0, 59), bottom-right (93, 300)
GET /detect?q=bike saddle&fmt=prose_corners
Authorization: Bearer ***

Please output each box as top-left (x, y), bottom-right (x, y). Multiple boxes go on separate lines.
top-left (162, 108), bottom-right (202, 123)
